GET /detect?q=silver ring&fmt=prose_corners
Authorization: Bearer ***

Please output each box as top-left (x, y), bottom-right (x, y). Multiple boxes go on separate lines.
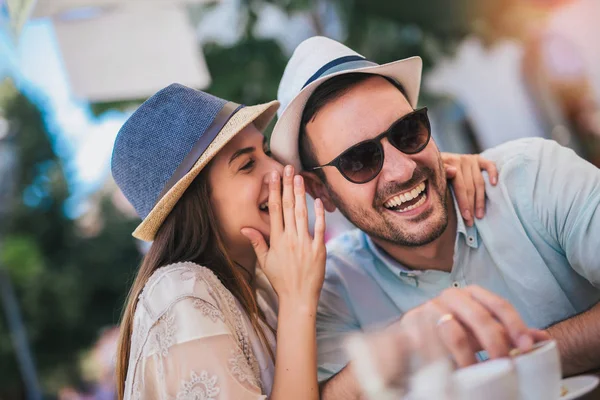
top-left (436, 313), bottom-right (454, 327)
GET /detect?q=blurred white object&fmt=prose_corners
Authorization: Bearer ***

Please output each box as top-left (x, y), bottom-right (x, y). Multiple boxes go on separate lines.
top-left (406, 358), bottom-right (454, 400)
top-left (513, 340), bottom-right (562, 400)
top-left (31, 0), bottom-right (216, 19)
top-left (345, 334), bottom-right (400, 400)
top-left (34, 1), bottom-right (212, 102)
top-left (452, 358), bottom-right (518, 400)
top-left (345, 317), bottom-right (454, 400)
top-left (425, 37), bottom-right (547, 149)
top-left (5, 0), bottom-right (37, 39)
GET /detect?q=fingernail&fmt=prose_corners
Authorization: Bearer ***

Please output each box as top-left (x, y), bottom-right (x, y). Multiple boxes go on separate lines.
top-left (518, 334), bottom-right (533, 351)
top-left (492, 176), bottom-right (498, 185)
top-left (271, 171), bottom-right (278, 182)
top-left (476, 208), bottom-right (484, 219)
top-left (294, 175), bottom-right (302, 187)
top-left (315, 198), bottom-right (322, 209)
top-left (463, 209), bottom-right (471, 220)
top-left (285, 165), bottom-right (293, 176)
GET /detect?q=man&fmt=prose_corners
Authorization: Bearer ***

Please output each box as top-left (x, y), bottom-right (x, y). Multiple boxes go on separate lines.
top-left (270, 36), bottom-right (600, 398)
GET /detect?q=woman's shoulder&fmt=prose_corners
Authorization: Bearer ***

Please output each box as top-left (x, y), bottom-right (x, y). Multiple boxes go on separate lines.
top-left (136, 262), bottom-right (226, 323)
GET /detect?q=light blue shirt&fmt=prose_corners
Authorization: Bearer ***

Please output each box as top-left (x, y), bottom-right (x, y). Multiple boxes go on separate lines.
top-left (316, 138), bottom-right (600, 381)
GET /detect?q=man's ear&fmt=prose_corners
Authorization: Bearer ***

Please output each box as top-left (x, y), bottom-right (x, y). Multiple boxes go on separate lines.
top-left (301, 171), bottom-right (337, 213)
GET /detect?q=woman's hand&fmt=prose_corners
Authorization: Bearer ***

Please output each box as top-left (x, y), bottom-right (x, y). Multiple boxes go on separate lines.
top-left (442, 153), bottom-right (498, 227)
top-left (241, 165), bottom-right (326, 306)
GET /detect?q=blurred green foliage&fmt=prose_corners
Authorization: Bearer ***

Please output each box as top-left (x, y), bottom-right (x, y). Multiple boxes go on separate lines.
top-left (0, 82), bottom-right (140, 396)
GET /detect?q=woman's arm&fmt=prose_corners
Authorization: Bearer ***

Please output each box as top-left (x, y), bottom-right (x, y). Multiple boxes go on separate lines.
top-left (242, 165), bottom-right (326, 400)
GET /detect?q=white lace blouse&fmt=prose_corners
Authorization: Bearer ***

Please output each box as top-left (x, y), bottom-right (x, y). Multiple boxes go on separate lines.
top-left (123, 262), bottom-right (278, 400)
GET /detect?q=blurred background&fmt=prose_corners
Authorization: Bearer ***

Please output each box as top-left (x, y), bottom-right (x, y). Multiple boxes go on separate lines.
top-left (0, 0), bottom-right (599, 398)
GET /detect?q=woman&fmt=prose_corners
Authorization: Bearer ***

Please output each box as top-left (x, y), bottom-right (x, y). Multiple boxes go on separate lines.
top-left (112, 83), bottom-right (496, 399)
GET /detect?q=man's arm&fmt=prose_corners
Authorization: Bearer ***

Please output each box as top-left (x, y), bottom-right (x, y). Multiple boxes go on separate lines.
top-left (547, 303), bottom-right (600, 376)
top-left (319, 365), bottom-right (362, 400)
top-left (522, 139), bottom-right (600, 375)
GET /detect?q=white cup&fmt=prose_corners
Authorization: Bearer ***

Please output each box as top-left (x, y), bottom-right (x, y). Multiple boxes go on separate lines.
top-left (513, 340), bottom-right (562, 400)
top-left (452, 358), bottom-right (518, 400)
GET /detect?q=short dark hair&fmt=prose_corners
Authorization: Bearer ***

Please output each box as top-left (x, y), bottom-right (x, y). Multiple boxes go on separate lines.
top-left (298, 73), bottom-right (408, 179)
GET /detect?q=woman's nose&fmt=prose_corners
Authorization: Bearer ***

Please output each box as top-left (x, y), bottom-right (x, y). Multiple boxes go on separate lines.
top-left (262, 157), bottom-right (285, 182)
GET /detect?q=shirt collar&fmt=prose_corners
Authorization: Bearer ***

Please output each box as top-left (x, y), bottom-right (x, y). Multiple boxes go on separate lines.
top-left (363, 189), bottom-right (479, 273)
top-left (450, 188), bottom-right (479, 249)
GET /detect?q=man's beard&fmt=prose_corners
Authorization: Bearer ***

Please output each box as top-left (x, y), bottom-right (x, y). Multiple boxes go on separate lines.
top-left (328, 163), bottom-right (449, 247)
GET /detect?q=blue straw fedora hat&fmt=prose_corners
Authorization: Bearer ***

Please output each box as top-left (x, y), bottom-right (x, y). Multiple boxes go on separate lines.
top-left (111, 83), bottom-right (279, 241)
top-left (271, 36), bottom-right (422, 170)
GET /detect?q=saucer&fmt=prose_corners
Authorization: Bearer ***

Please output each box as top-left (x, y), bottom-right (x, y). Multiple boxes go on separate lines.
top-left (560, 375), bottom-right (599, 400)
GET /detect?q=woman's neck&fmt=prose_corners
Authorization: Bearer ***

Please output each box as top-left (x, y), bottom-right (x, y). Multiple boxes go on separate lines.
top-left (233, 252), bottom-right (257, 285)
top-left (236, 262), bottom-right (255, 284)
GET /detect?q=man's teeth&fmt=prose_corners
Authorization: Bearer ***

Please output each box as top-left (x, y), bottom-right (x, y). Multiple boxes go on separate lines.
top-left (259, 202), bottom-right (268, 211)
top-left (396, 194), bottom-right (427, 212)
top-left (383, 182), bottom-right (426, 210)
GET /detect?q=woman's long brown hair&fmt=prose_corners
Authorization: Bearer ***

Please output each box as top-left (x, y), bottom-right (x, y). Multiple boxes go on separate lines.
top-left (115, 168), bottom-right (274, 399)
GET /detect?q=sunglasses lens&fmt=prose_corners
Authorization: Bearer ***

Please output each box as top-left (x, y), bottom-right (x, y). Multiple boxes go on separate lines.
top-left (389, 110), bottom-right (431, 154)
top-left (337, 141), bottom-right (383, 183)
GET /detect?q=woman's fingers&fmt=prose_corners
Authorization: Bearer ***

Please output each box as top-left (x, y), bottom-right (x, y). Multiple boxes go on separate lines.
top-left (268, 171), bottom-right (283, 238)
top-left (460, 162), bottom-right (476, 224)
top-left (451, 171), bottom-right (474, 226)
top-left (240, 228), bottom-right (269, 269)
top-left (479, 156), bottom-right (498, 186)
top-left (444, 165), bottom-right (458, 179)
top-left (281, 165), bottom-right (296, 232)
top-left (313, 198), bottom-right (326, 246)
top-left (293, 175), bottom-right (309, 237)
top-left (471, 161), bottom-right (487, 219)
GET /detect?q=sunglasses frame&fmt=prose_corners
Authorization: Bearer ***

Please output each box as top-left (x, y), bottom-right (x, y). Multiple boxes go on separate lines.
top-left (310, 107), bottom-right (431, 184)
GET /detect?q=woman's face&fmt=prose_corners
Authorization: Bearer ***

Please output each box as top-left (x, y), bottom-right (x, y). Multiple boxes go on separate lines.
top-left (208, 124), bottom-right (283, 262)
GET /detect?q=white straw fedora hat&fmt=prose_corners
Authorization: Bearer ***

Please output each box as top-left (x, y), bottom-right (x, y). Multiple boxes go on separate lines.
top-left (111, 83), bottom-right (279, 241)
top-left (271, 36), bottom-right (422, 170)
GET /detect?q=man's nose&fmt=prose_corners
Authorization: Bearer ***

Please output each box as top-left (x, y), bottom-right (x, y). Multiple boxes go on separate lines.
top-left (379, 139), bottom-right (417, 183)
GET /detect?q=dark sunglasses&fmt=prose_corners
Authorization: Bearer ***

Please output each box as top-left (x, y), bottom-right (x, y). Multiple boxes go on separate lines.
top-left (310, 107), bottom-right (431, 184)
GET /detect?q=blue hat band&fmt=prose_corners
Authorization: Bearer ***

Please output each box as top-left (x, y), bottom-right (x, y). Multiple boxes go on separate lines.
top-left (154, 101), bottom-right (243, 206)
top-left (302, 55), bottom-right (379, 89)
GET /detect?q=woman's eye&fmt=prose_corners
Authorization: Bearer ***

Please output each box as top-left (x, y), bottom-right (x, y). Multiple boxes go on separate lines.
top-left (240, 159), bottom-right (255, 171)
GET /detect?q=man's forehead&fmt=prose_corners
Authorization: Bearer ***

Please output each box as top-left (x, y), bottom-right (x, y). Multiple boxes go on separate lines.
top-left (307, 81), bottom-right (413, 159)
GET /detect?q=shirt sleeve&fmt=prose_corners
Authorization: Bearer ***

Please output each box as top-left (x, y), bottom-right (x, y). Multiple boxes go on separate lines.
top-left (516, 139), bottom-right (600, 286)
top-left (131, 297), bottom-right (266, 400)
top-left (316, 256), bottom-right (361, 382)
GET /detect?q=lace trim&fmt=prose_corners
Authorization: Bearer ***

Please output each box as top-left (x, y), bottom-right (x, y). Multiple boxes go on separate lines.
top-left (181, 265), bottom-right (263, 391)
top-left (191, 267), bottom-right (262, 389)
top-left (228, 347), bottom-right (261, 388)
top-left (176, 371), bottom-right (220, 400)
top-left (193, 299), bottom-right (225, 323)
top-left (149, 307), bottom-right (176, 357)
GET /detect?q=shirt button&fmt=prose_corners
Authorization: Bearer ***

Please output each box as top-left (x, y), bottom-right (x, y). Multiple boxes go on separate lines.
top-left (452, 281), bottom-right (460, 288)
top-left (467, 236), bottom-right (475, 244)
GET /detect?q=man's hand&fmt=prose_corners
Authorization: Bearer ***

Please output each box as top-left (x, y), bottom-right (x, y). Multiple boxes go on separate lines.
top-left (396, 285), bottom-right (548, 368)
top-left (321, 286), bottom-right (548, 400)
